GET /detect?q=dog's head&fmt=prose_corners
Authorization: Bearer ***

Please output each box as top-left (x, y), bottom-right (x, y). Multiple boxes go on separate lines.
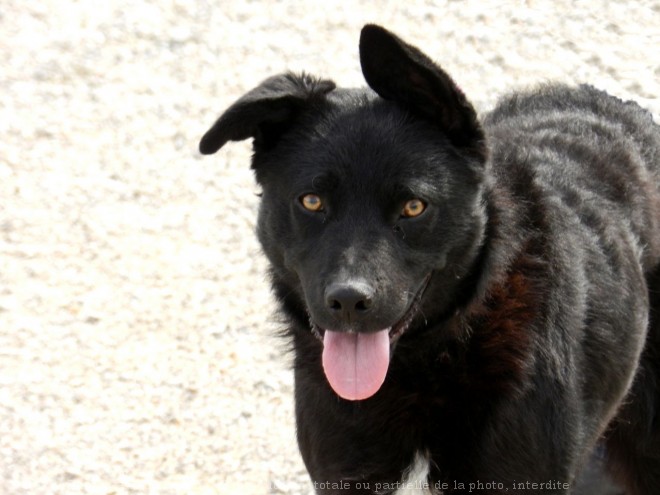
top-left (200, 25), bottom-right (488, 400)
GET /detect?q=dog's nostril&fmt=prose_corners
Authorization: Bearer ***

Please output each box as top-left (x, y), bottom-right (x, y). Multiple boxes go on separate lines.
top-left (355, 298), bottom-right (371, 312)
top-left (330, 299), bottom-right (342, 311)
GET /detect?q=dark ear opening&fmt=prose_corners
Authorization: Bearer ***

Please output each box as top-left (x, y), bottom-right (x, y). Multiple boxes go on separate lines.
top-left (199, 73), bottom-right (335, 155)
top-left (359, 24), bottom-right (486, 160)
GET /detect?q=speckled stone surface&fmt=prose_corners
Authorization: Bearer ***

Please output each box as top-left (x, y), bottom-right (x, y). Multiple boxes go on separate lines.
top-left (1, 1), bottom-right (658, 493)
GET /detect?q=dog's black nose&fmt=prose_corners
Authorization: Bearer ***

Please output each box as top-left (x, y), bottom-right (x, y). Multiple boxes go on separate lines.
top-left (325, 282), bottom-right (374, 324)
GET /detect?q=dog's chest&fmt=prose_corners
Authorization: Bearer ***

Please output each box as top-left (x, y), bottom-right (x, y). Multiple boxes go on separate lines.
top-left (393, 452), bottom-right (434, 495)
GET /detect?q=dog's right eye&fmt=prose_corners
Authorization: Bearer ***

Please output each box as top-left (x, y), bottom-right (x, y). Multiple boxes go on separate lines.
top-left (401, 198), bottom-right (427, 218)
top-left (300, 193), bottom-right (324, 212)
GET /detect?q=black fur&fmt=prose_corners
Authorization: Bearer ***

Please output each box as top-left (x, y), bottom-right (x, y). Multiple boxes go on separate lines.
top-left (200, 24), bottom-right (660, 494)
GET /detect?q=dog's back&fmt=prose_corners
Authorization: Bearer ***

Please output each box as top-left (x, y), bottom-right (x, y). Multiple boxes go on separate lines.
top-left (485, 84), bottom-right (660, 493)
top-left (485, 84), bottom-right (660, 269)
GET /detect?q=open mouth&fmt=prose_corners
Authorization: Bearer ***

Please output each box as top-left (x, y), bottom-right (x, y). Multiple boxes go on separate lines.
top-left (309, 274), bottom-right (432, 401)
top-left (310, 273), bottom-right (432, 344)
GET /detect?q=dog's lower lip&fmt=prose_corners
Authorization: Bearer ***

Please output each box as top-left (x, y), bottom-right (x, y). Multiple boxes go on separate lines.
top-left (310, 273), bottom-right (432, 343)
top-left (311, 325), bottom-right (324, 342)
top-left (388, 273), bottom-right (432, 342)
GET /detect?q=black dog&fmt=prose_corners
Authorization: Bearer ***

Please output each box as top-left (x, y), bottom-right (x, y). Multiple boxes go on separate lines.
top-left (200, 25), bottom-right (660, 494)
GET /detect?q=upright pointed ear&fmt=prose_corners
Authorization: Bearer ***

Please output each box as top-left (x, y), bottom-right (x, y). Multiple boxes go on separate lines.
top-left (199, 73), bottom-right (335, 155)
top-left (359, 24), bottom-right (486, 160)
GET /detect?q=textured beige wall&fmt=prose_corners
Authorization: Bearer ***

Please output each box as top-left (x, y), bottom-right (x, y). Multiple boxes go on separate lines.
top-left (1, 1), bottom-right (658, 494)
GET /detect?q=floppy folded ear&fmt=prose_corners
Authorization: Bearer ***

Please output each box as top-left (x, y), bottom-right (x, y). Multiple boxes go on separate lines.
top-left (199, 73), bottom-right (335, 155)
top-left (359, 24), bottom-right (485, 160)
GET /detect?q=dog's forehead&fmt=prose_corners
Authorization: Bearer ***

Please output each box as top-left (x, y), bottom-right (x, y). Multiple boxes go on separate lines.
top-left (255, 88), bottom-right (467, 201)
top-left (294, 93), bottom-right (449, 182)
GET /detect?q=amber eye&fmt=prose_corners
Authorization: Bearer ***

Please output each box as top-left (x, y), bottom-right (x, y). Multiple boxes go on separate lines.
top-left (300, 193), bottom-right (324, 212)
top-left (401, 199), bottom-right (426, 218)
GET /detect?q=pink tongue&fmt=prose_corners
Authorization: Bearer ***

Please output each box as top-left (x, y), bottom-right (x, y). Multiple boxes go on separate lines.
top-left (322, 329), bottom-right (391, 401)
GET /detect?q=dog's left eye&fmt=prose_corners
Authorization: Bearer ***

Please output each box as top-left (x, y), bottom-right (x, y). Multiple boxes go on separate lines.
top-left (300, 193), bottom-right (324, 212)
top-left (401, 199), bottom-right (426, 218)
